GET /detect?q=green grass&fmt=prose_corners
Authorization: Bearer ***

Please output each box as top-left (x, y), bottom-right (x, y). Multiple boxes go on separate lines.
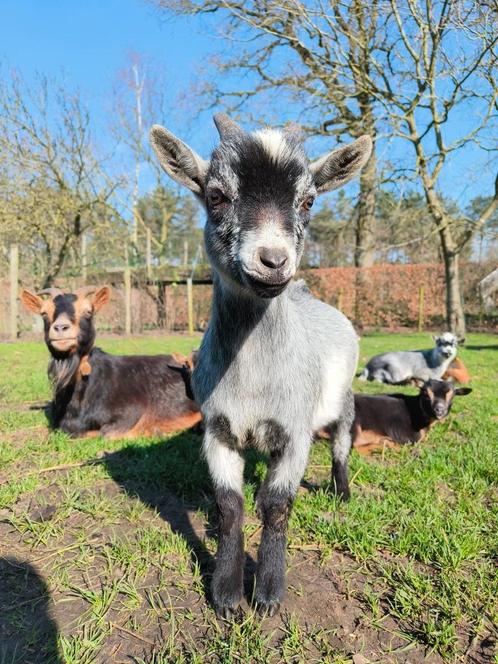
top-left (0, 331), bottom-right (497, 663)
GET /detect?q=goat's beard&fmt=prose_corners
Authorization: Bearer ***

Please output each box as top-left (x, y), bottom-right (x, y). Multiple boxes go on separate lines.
top-left (48, 354), bottom-right (81, 393)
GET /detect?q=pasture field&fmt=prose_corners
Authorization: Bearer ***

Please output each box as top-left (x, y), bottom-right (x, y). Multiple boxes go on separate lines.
top-left (0, 332), bottom-right (496, 664)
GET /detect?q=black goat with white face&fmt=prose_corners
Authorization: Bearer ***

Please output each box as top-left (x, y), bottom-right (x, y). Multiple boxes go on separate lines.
top-left (151, 115), bottom-right (372, 619)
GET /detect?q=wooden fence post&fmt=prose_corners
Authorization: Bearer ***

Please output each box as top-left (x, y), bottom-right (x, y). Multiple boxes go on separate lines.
top-left (187, 277), bottom-right (194, 335)
top-left (124, 265), bottom-right (132, 335)
top-left (418, 285), bottom-right (425, 332)
top-left (9, 244), bottom-right (19, 341)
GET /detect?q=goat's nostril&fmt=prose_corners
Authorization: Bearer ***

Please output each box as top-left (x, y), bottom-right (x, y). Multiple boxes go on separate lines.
top-left (258, 247), bottom-right (288, 270)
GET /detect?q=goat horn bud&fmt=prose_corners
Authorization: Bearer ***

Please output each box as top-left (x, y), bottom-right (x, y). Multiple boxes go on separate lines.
top-left (36, 288), bottom-right (63, 298)
top-left (213, 113), bottom-right (244, 141)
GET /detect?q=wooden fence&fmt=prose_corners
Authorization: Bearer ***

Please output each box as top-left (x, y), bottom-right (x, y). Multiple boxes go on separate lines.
top-left (1, 260), bottom-right (496, 340)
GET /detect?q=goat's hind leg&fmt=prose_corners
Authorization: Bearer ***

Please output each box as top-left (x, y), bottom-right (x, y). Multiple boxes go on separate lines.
top-left (328, 389), bottom-right (354, 501)
top-left (204, 427), bottom-right (245, 619)
top-left (255, 436), bottom-right (311, 616)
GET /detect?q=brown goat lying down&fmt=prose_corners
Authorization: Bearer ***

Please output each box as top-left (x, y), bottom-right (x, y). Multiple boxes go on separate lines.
top-left (21, 286), bottom-right (201, 439)
top-left (442, 357), bottom-right (471, 384)
top-left (352, 379), bottom-right (472, 454)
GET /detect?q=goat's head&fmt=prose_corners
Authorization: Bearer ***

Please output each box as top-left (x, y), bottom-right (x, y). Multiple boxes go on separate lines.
top-left (150, 115), bottom-right (372, 298)
top-left (413, 378), bottom-right (472, 421)
top-left (433, 332), bottom-right (459, 361)
top-left (20, 286), bottom-right (111, 358)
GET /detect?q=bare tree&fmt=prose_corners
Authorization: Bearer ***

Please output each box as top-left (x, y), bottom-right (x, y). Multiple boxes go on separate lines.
top-left (154, 0), bottom-right (497, 335)
top-left (374, 0), bottom-right (498, 336)
top-left (0, 72), bottom-right (121, 286)
top-left (112, 52), bottom-right (178, 268)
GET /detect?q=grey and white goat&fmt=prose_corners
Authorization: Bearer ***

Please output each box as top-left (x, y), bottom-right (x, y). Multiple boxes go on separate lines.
top-left (359, 332), bottom-right (459, 384)
top-left (150, 115), bottom-right (372, 618)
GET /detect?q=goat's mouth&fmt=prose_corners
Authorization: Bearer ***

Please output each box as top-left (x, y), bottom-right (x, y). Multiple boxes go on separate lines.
top-left (49, 338), bottom-right (78, 351)
top-left (242, 271), bottom-right (292, 298)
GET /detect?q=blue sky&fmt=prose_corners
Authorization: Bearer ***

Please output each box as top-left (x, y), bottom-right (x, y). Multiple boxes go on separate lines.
top-left (1, 0), bottom-right (496, 212)
top-left (0, 0), bottom-right (223, 151)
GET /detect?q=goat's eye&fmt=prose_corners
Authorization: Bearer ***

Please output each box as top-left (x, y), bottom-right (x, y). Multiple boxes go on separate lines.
top-left (208, 189), bottom-right (226, 207)
top-left (301, 196), bottom-right (315, 211)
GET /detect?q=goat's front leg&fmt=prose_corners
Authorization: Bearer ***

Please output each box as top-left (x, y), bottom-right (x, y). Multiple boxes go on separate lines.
top-left (204, 426), bottom-right (245, 619)
top-left (255, 436), bottom-right (311, 616)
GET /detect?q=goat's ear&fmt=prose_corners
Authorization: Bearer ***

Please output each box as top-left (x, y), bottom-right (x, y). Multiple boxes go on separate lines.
top-left (310, 135), bottom-right (372, 194)
top-left (454, 387), bottom-right (472, 396)
top-left (150, 124), bottom-right (209, 197)
top-left (20, 289), bottom-right (43, 314)
top-left (91, 286), bottom-right (111, 312)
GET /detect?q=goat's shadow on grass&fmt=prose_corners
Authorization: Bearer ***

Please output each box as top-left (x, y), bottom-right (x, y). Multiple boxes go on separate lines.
top-left (102, 431), bottom-right (266, 606)
top-left (0, 557), bottom-right (62, 664)
top-left (29, 401), bottom-right (54, 428)
top-left (464, 344), bottom-right (498, 351)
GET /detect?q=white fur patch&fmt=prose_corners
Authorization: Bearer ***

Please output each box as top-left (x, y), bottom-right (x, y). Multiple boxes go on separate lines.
top-left (254, 128), bottom-right (294, 164)
top-left (239, 222), bottom-right (297, 277)
top-left (437, 332), bottom-right (458, 345)
top-left (312, 354), bottom-right (353, 431)
top-left (203, 432), bottom-right (244, 493)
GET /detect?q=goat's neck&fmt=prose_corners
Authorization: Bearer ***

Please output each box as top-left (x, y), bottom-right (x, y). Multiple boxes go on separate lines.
top-left (411, 397), bottom-right (434, 430)
top-left (430, 347), bottom-right (452, 369)
top-left (211, 273), bottom-right (288, 341)
top-left (49, 350), bottom-right (92, 396)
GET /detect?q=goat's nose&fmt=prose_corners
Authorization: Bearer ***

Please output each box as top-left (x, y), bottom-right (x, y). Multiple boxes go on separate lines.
top-left (258, 247), bottom-right (288, 270)
top-left (53, 323), bottom-right (70, 334)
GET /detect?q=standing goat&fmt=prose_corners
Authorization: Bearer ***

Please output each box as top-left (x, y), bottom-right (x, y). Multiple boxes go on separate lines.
top-left (21, 286), bottom-right (200, 438)
top-left (150, 115), bottom-right (372, 617)
top-left (359, 332), bottom-right (459, 384)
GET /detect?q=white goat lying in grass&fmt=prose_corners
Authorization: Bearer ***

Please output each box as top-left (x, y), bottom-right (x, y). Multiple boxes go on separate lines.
top-left (359, 332), bottom-right (459, 384)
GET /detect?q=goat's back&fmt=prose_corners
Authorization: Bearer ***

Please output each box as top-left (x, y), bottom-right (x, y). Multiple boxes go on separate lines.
top-left (82, 349), bottom-right (198, 418)
top-left (353, 393), bottom-right (420, 444)
top-left (364, 348), bottom-right (444, 383)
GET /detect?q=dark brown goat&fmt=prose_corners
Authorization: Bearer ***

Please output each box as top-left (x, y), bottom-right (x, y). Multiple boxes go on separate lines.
top-left (21, 286), bottom-right (201, 439)
top-left (352, 379), bottom-right (472, 454)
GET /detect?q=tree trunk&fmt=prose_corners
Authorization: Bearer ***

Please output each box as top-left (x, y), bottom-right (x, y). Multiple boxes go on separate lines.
top-left (423, 177), bottom-right (467, 339)
top-left (441, 240), bottom-right (466, 338)
top-left (354, 133), bottom-right (376, 268)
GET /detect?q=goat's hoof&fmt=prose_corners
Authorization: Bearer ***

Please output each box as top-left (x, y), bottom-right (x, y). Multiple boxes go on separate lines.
top-left (256, 600), bottom-right (280, 618)
top-left (215, 603), bottom-right (239, 621)
top-left (330, 484), bottom-right (351, 502)
top-left (338, 488), bottom-right (351, 502)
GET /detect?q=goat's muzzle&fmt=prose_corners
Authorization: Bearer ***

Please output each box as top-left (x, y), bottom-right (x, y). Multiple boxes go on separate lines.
top-left (49, 337), bottom-right (78, 353)
top-left (242, 271), bottom-right (292, 298)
